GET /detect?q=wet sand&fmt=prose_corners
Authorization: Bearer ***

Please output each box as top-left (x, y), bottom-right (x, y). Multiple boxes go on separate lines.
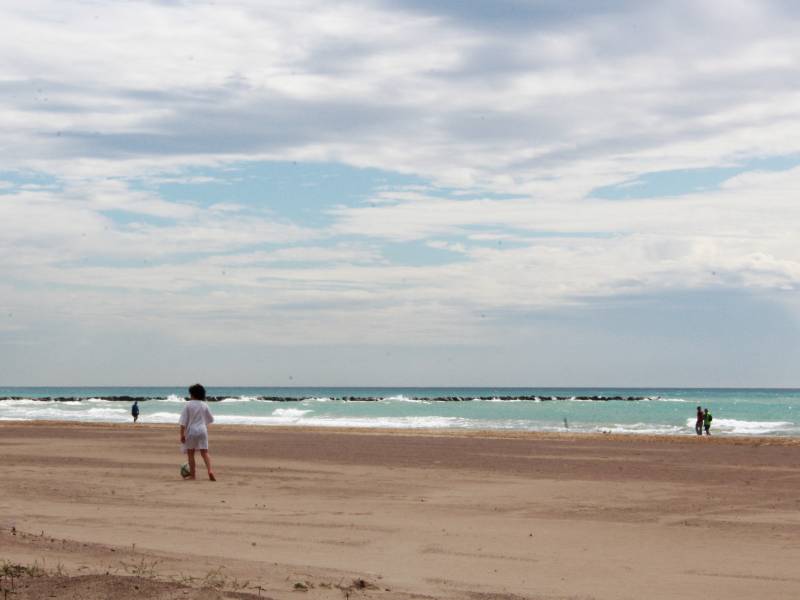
top-left (1, 422), bottom-right (799, 599)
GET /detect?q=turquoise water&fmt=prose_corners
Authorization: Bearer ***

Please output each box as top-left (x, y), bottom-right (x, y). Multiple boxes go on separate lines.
top-left (0, 387), bottom-right (798, 437)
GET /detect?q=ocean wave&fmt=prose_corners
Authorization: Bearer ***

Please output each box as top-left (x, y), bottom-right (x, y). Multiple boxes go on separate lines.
top-left (213, 415), bottom-right (473, 428)
top-left (711, 418), bottom-right (795, 435)
top-left (683, 417), bottom-right (796, 435)
top-left (0, 405), bottom-right (129, 422)
top-left (1, 397), bottom-right (795, 437)
top-left (148, 411), bottom-right (181, 420)
top-left (382, 395), bottom-right (430, 403)
top-left (0, 398), bottom-right (98, 406)
top-left (86, 407), bottom-right (128, 417)
top-left (159, 394), bottom-right (185, 403)
top-left (477, 397), bottom-right (522, 402)
top-left (271, 408), bottom-right (311, 418)
top-left (591, 423), bottom-right (686, 435)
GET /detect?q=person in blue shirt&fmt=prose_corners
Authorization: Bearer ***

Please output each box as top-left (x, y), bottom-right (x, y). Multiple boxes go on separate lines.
top-left (131, 400), bottom-right (140, 424)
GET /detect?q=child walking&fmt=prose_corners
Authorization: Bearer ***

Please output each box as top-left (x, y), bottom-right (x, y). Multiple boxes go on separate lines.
top-left (179, 383), bottom-right (216, 481)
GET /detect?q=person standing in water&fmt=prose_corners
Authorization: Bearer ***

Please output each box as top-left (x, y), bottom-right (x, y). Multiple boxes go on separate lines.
top-left (695, 406), bottom-right (704, 436)
top-left (703, 408), bottom-right (713, 435)
top-left (179, 383), bottom-right (216, 481)
top-left (132, 400), bottom-right (140, 424)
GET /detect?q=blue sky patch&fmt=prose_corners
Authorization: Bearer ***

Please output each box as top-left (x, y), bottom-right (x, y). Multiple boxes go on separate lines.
top-left (0, 170), bottom-right (60, 194)
top-left (380, 240), bottom-right (466, 266)
top-left (138, 161), bottom-right (426, 226)
top-left (591, 155), bottom-right (800, 200)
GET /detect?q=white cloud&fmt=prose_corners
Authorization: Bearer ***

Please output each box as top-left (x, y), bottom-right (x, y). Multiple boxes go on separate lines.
top-left (3, 1), bottom-right (800, 382)
top-left (1, 1), bottom-right (798, 188)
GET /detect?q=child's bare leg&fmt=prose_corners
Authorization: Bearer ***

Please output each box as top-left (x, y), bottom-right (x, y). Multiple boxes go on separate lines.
top-left (200, 450), bottom-right (215, 481)
top-left (187, 449), bottom-right (197, 479)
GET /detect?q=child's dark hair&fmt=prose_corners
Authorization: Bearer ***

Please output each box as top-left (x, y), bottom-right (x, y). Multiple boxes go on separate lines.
top-left (188, 383), bottom-right (206, 400)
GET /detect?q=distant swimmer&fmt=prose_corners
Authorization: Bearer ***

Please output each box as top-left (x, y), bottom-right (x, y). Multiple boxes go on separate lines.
top-left (703, 408), bottom-right (713, 435)
top-left (695, 406), bottom-right (704, 436)
top-left (132, 400), bottom-right (140, 424)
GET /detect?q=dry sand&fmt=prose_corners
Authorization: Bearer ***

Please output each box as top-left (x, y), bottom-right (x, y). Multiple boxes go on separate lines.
top-left (1, 422), bottom-right (799, 599)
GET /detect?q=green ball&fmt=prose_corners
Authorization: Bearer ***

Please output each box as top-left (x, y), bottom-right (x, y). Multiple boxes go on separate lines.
top-left (180, 463), bottom-right (191, 479)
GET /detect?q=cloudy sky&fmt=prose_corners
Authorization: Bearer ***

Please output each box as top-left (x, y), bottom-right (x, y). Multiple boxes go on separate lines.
top-left (2, 0), bottom-right (800, 386)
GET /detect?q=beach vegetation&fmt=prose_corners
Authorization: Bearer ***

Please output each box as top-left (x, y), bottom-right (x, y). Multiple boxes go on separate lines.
top-left (1, 560), bottom-right (46, 598)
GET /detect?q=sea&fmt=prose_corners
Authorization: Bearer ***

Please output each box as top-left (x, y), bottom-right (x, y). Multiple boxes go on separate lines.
top-left (0, 387), bottom-right (798, 437)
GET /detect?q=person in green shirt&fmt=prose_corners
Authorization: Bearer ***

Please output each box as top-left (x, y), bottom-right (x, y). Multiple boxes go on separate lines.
top-left (703, 408), bottom-right (713, 435)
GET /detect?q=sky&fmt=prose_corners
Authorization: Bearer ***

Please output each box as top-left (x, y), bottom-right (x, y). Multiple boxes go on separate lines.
top-left (2, 0), bottom-right (800, 386)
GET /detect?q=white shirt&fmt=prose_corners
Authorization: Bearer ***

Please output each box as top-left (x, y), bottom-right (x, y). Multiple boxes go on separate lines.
top-left (179, 400), bottom-right (214, 451)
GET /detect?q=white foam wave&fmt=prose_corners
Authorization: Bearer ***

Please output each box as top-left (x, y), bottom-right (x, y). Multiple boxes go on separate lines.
top-left (0, 398), bottom-right (108, 406)
top-left (271, 408), bottom-right (311, 418)
top-left (148, 411), bottom-right (181, 421)
top-left (478, 397), bottom-right (522, 402)
top-left (684, 417), bottom-right (796, 435)
top-left (213, 414), bottom-right (471, 428)
top-left (86, 408), bottom-right (128, 418)
top-left (592, 423), bottom-right (686, 435)
top-left (160, 395), bottom-right (185, 403)
top-left (219, 396), bottom-right (259, 403)
top-left (383, 395), bottom-right (430, 403)
top-left (0, 405), bottom-right (129, 422)
top-left (713, 418), bottom-right (795, 435)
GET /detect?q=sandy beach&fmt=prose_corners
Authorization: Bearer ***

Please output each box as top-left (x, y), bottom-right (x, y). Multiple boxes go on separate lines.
top-left (1, 422), bottom-right (799, 599)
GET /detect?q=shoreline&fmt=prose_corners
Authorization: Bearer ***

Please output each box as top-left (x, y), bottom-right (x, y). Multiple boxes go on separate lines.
top-left (2, 419), bottom-right (799, 445)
